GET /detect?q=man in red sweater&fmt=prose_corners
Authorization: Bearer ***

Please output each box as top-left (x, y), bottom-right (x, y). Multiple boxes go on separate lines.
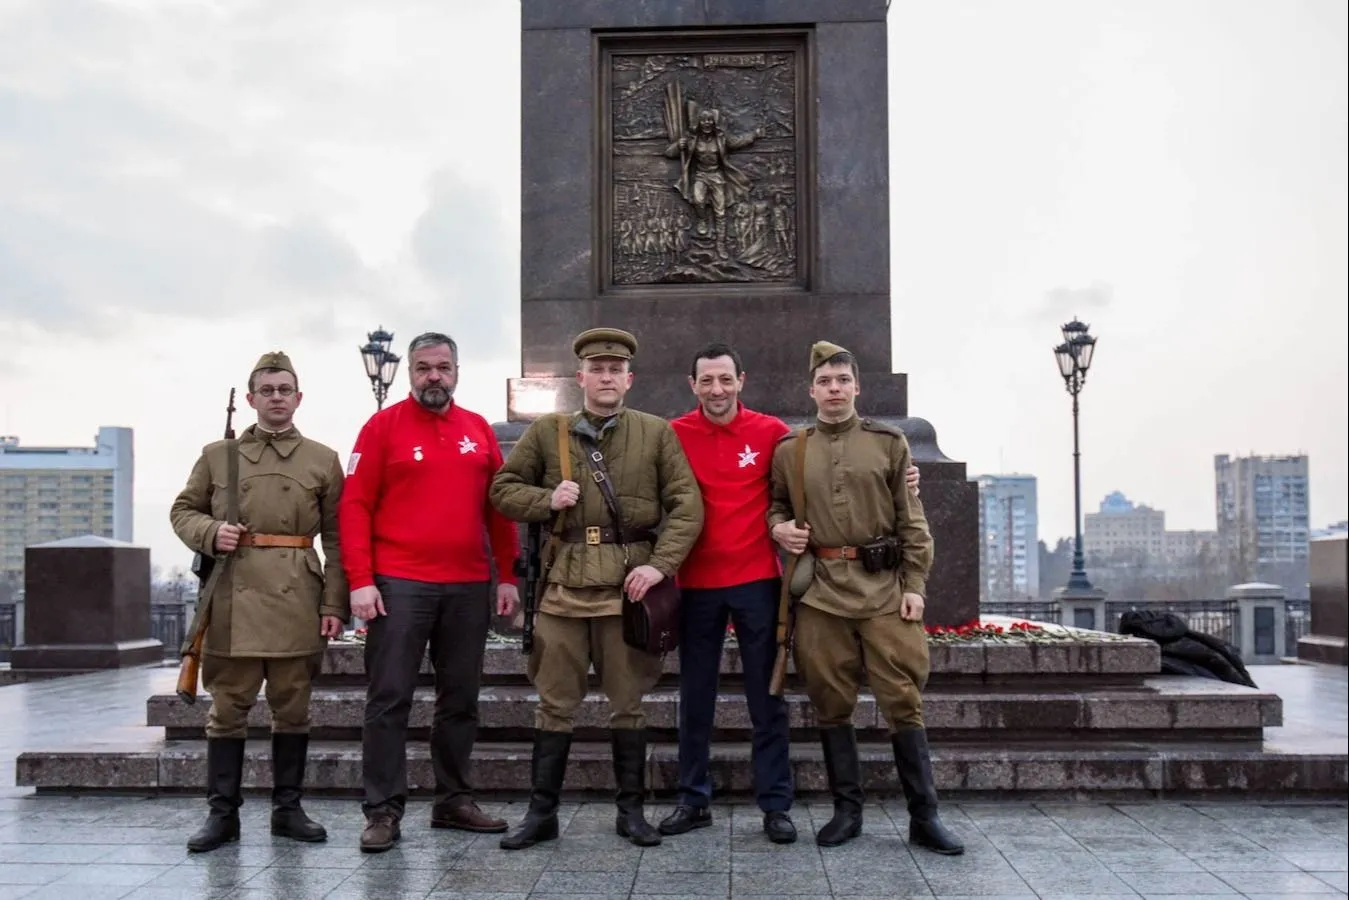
top-left (338, 332), bottom-right (520, 853)
top-left (660, 343), bottom-right (918, 844)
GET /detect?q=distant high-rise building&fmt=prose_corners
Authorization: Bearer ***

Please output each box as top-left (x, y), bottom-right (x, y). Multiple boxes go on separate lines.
top-left (1084, 491), bottom-right (1165, 562)
top-left (975, 475), bottom-right (1038, 602)
top-left (0, 427), bottom-right (134, 586)
top-left (1215, 453), bottom-right (1309, 596)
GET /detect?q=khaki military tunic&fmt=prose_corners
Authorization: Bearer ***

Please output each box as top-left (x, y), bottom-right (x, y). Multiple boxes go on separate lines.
top-left (490, 410), bottom-right (704, 732)
top-left (767, 415), bottom-right (934, 730)
top-left (170, 424), bottom-right (348, 737)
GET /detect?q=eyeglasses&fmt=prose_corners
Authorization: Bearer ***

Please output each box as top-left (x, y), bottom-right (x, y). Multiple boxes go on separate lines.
top-left (254, 385), bottom-right (296, 397)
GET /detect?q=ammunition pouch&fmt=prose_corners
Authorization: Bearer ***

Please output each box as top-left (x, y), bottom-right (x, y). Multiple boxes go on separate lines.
top-left (859, 537), bottom-right (898, 575)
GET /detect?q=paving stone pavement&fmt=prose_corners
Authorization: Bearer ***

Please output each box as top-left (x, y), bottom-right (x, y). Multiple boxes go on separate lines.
top-left (0, 794), bottom-right (1344, 899)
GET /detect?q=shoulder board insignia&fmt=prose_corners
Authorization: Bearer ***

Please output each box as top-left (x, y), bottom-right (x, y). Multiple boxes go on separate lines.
top-left (777, 426), bottom-right (813, 443)
top-left (860, 418), bottom-right (905, 438)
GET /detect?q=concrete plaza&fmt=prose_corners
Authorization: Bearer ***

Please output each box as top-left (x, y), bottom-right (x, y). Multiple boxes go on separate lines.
top-left (0, 663), bottom-right (1345, 899)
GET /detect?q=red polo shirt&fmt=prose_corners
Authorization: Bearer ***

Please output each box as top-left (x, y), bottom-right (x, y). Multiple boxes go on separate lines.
top-left (671, 403), bottom-right (791, 589)
top-left (338, 395), bottom-right (518, 591)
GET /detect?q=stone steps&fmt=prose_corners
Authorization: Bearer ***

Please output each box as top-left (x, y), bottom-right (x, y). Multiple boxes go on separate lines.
top-left (319, 635), bottom-right (1163, 688)
top-left (17, 738), bottom-right (1347, 799)
top-left (147, 678), bottom-right (1281, 744)
top-left (15, 627), bottom-right (1345, 798)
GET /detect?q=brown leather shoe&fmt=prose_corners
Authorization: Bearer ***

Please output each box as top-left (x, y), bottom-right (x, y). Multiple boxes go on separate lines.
top-left (431, 800), bottom-right (508, 833)
top-left (360, 812), bottom-right (400, 853)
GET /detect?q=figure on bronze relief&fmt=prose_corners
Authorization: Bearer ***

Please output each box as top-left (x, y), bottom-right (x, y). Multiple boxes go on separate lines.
top-left (664, 82), bottom-right (763, 260)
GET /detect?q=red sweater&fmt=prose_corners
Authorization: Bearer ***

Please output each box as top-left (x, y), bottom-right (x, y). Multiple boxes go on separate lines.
top-left (338, 395), bottom-right (518, 591)
top-left (671, 403), bottom-right (791, 589)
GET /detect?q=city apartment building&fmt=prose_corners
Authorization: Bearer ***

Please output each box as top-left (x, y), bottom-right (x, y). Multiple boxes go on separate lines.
top-left (975, 474), bottom-right (1039, 602)
top-left (1084, 491), bottom-right (1166, 562)
top-left (1215, 453), bottom-right (1309, 594)
top-left (0, 427), bottom-right (134, 587)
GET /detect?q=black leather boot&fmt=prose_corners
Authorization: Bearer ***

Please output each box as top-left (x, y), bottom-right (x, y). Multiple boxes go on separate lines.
top-left (891, 727), bottom-right (964, 855)
top-left (611, 728), bottom-right (661, 847)
top-left (815, 725), bottom-right (864, 847)
top-left (270, 732), bottom-right (327, 842)
top-left (500, 730), bottom-right (572, 850)
top-left (187, 737), bottom-right (245, 852)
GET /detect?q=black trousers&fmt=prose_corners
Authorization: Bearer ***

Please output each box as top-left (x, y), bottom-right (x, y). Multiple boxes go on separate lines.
top-left (676, 578), bottom-right (793, 812)
top-left (361, 576), bottom-right (490, 818)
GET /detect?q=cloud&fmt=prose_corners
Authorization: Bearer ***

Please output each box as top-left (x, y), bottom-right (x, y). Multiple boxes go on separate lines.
top-left (1034, 282), bottom-right (1113, 325)
top-left (408, 167), bottom-right (516, 350)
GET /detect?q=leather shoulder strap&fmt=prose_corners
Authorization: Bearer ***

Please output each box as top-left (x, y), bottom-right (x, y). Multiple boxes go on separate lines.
top-left (543, 416), bottom-right (571, 568)
top-left (789, 428), bottom-right (808, 528)
top-left (577, 433), bottom-right (626, 531)
top-left (225, 438), bottom-right (240, 526)
top-left (556, 414), bottom-right (572, 483)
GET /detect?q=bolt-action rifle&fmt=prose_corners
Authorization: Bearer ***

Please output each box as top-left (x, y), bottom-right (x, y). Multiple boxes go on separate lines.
top-left (176, 389), bottom-right (237, 704)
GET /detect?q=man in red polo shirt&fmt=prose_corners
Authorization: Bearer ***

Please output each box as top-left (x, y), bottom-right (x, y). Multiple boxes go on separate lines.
top-left (338, 331), bottom-right (520, 853)
top-left (661, 342), bottom-right (919, 844)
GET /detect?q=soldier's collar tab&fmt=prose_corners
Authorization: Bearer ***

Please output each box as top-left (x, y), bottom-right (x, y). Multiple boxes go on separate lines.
top-left (813, 415), bottom-right (859, 436)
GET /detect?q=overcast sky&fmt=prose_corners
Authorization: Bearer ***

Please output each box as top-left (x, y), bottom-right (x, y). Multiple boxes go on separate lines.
top-left (1, 0), bottom-right (1345, 576)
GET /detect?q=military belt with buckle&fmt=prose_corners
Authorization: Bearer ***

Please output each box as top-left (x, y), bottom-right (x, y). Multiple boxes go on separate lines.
top-left (814, 545), bottom-right (861, 560)
top-left (560, 525), bottom-right (657, 546)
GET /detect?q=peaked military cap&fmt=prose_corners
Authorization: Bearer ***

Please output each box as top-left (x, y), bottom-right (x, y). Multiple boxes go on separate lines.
top-left (809, 340), bottom-right (850, 373)
top-left (573, 327), bottom-right (638, 361)
top-left (250, 350), bottom-right (296, 379)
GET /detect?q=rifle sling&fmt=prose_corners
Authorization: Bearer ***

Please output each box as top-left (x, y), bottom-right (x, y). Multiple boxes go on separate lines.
top-left (542, 415), bottom-right (571, 570)
top-left (182, 437), bottom-right (239, 656)
top-left (775, 429), bottom-right (810, 645)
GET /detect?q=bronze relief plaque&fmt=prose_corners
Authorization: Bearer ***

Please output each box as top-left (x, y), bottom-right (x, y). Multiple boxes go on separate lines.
top-left (600, 32), bottom-right (810, 291)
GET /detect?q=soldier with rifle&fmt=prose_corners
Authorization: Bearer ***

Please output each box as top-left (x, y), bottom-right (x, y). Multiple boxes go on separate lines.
top-left (660, 342), bottom-right (918, 845)
top-left (767, 340), bottom-right (962, 855)
top-left (170, 351), bottom-right (348, 853)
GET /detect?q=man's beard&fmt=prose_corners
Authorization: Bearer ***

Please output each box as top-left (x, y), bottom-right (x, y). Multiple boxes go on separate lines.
top-left (415, 384), bottom-right (452, 409)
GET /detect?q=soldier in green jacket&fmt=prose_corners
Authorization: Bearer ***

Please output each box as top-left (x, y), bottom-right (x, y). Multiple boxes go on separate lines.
top-left (490, 327), bottom-right (704, 850)
top-left (170, 351), bottom-right (349, 853)
top-left (767, 340), bottom-right (963, 856)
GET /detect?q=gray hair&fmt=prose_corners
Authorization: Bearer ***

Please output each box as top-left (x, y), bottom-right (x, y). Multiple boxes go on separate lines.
top-left (408, 331), bottom-right (458, 361)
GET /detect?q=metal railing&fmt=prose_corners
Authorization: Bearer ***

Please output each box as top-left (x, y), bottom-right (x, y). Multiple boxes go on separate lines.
top-left (1105, 599), bottom-right (1238, 645)
top-left (149, 604), bottom-right (186, 658)
top-left (1285, 599), bottom-right (1311, 651)
top-left (0, 603), bottom-right (13, 663)
top-left (980, 600), bottom-right (1062, 624)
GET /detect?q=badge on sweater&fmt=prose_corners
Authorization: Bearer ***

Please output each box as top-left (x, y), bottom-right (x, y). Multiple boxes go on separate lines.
top-left (738, 444), bottom-right (759, 468)
top-left (458, 436), bottom-right (478, 455)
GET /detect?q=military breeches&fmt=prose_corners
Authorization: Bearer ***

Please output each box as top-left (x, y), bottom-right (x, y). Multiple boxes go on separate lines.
top-left (202, 653), bottom-right (322, 739)
top-left (792, 604), bottom-right (930, 731)
top-left (528, 612), bottom-right (663, 733)
top-left (691, 175), bottom-right (728, 217)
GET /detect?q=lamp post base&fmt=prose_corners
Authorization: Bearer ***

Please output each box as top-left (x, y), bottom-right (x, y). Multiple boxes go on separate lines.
top-left (1052, 584), bottom-right (1110, 633)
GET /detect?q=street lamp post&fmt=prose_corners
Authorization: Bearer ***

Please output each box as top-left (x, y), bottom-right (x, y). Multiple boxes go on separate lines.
top-left (1054, 318), bottom-right (1098, 592)
top-left (360, 325), bottom-right (401, 410)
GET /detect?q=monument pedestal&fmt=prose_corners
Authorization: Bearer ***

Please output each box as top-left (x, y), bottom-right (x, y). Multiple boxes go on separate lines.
top-left (9, 536), bottom-right (163, 672)
top-left (503, 0), bottom-right (979, 626)
top-left (1299, 535), bottom-right (1348, 666)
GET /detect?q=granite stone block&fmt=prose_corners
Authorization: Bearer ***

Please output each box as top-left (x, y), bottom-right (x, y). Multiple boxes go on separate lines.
top-left (520, 28), bottom-right (593, 303)
top-left (945, 643), bottom-right (985, 674)
top-left (14, 751), bottom-right (159, 790)
top-left (707, 0), bottom-right (887, 26)
top-left (523, 0), bottom-right (706, 30)
top-left (13, 538), bottom-right (163, 671)
top-left (983, 644), bottom-right (1035, 675)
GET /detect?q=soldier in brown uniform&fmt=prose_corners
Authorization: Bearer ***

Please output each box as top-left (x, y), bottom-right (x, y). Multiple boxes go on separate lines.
top-left (170, 352), bottom-right (349, 853)
top-left (490, 327), bottom-right (704, 850)
top-left (767, 341), bottom-right (963, 855)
